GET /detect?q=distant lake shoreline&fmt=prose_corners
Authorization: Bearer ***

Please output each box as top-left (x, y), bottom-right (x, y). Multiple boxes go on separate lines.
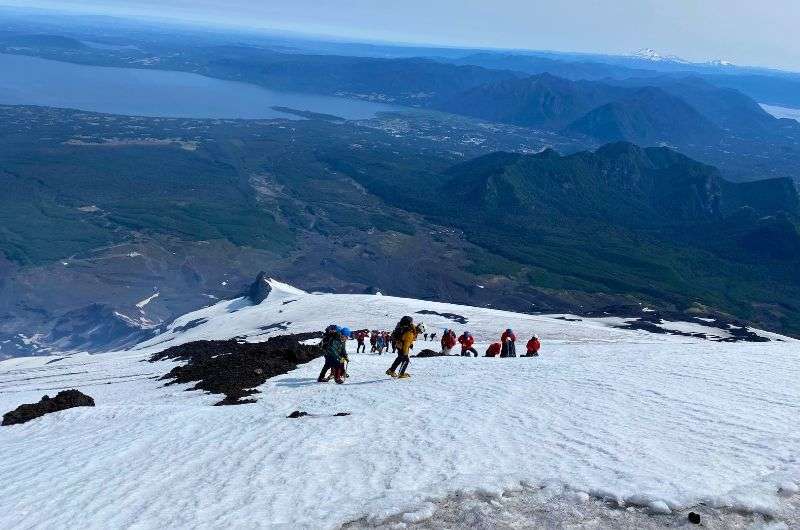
top-left (0, 53), bottom-right (399, 120)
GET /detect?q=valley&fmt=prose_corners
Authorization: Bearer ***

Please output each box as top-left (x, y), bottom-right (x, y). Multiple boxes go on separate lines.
top-left (1, 102), bottom-right (799, 357)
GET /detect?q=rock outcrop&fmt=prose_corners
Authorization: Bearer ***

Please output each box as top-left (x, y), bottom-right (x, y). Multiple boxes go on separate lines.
top-left (150, 333), bottom-right (322, 405)
top-left (2, 389), bottom-right (95, 426)
top-left (248, 272), bottom-right (273, 304)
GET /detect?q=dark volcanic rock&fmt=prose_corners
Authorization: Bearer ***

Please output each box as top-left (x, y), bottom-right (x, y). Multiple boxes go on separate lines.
top-left (688, 512), bottom-right (701, 524)
top-left (248, 272), bottom-right (273, 304)
top-left (288, 410), bottom-right (351, 418)
top-left (416, 310), bottom-right (468, 325)
top-left (586, 305), bottom-right (771, 343)
top-left (2, 389), bottom-right (95, 426)
top-left (150, 333), bottom-right (323, 405)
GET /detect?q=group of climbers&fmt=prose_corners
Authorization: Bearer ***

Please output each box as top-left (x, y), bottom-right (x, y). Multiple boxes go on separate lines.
top-left (369, 330), bottom-right (392, 354)
top-left (484, 330), bottom-right (540, 357)
top-left (318, 318), bottom-right (543, 384)
top-left (352, 328), bottom-right (401, 355)
top-left (422, 331), bottom-right (438, 342)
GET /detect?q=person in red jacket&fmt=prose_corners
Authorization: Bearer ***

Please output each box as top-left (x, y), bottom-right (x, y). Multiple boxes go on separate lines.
top-left (526, 335), bottom-right (541, 357)
top-left (500, 328), bottom-right (517, 357)
top-left (440, 329), bottom-right (457, 355)
top-left (485, 342), bottom-right (501, 357)
top-left (458, 331), bottom-right (478, 357)
top-left (355, 330), bottom-right (367, 353)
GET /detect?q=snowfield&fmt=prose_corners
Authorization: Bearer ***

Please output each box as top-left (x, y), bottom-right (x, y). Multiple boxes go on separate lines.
top-left (1, 281), bottom-right (799, 529)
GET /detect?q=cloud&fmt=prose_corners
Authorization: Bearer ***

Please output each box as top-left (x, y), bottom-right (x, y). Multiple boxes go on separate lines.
top-left (6, 0), bottom-right (800, 71)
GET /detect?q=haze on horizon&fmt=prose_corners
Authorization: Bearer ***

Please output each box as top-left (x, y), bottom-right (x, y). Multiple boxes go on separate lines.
top-left (4, 0), bottom-right (800, 72)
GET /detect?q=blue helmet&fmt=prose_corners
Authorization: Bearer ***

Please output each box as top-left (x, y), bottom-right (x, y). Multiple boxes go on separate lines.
top-left (340, 327), bottom-right (352, 338)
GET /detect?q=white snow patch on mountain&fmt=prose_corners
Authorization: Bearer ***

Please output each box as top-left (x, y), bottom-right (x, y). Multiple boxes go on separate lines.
top-left (135, 291), bottom-right (160, 309)
top-left (1, 280), bottom-right (798, 529)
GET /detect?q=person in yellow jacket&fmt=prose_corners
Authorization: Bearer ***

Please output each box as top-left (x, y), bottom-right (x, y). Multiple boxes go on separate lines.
top-left (385, 316), bottom-right (425, 379)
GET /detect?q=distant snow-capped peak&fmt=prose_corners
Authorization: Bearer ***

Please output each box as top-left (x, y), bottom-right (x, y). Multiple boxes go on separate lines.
top-left (630, 48), bottom-right (688, 63)
top-left (707, 59), bottom-right (734, 67)
top-left (630, 48), bottom-right (734, 67)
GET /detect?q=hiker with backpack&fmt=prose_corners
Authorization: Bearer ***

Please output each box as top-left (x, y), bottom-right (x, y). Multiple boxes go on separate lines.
top-left (500, 328), bottom-right (517, 357)
top-left (318, 325), bottom-right (350, 384)
top-left (355, 329), bottom-right (367, 353)
top-left (441, 329), bottom-right (457, 355)
top-left (458, 331), bottom-right (478, 357)
top-left (526, 335), bottom-right (541, 357)
top-left (386, 316), bottom-right (425, 379)
top-left (375, 332), bottom-right (385, 354)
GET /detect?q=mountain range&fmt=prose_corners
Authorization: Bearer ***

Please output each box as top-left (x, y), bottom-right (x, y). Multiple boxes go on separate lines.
top-left (0, 15), bottom-right (799, 355)
top-left (436, 73), bottom-right (793, 148)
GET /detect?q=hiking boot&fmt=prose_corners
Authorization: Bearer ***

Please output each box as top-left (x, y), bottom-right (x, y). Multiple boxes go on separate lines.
top-left (317, 376), bottom-right (331, 383)
top-left (398, 373), bottom-right (411, 379)
top-left (334, 377), bottom-right (345, 384)
top-left (386, 369), bottom-right (397, 378)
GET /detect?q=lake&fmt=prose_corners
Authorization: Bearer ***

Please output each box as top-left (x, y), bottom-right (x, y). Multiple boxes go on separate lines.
top-left (0, 53), bottom-right (398, 120)
top-left (760, 103), bottom-right (800, 123)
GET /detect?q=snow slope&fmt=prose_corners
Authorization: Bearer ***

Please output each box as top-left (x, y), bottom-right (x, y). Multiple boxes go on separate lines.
top-left (132, 279), bottom-right (778, 352)
top-left (1, 281), bottom-right (799, 529)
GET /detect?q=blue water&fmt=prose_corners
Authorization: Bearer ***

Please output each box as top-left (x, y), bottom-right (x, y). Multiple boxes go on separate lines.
top-left (0, 53), bottom-right (398, 120)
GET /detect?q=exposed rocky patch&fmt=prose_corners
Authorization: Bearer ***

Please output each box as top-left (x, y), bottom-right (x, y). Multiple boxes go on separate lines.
top-left (259, 322), bottom-right (290, 332)
top-left (416, 310), bottom-right (468, 325)
top-left (247, 271), bottom-right (272, 304)
top-left (585, 306), bottom-right (771, 342)
top-left (288, 410), bottom-right (352, 418)
top-left (149, 333), bottom-right (322, 406)
top-left (2, 389), bottom-right (95, 426)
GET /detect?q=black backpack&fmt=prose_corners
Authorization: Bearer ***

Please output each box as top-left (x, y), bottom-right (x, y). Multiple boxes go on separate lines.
top-left (391, 316), bottom-right (413, 342)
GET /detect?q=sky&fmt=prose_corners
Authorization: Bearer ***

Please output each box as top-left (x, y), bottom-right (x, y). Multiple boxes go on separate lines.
top-left (5, 0), bottom-right (800, 71)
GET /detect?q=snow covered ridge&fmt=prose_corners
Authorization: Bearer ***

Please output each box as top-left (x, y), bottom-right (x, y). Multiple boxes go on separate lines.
top-left (630, 48), bottom-right (690, 63)
top-left (133, 279), bottom-right (787, 353)
top-left (1, 279), bottom-right (799, 529)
